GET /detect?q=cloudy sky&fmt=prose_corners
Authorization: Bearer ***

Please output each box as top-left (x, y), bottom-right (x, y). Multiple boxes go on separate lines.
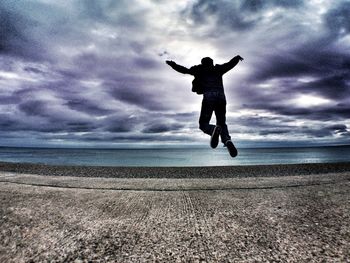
top-left (0, 0), bottom-right (349, 148)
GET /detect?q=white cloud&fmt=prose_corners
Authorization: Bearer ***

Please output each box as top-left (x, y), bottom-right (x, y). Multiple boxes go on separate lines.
top-left (290, 94), bottom-right (332, 108)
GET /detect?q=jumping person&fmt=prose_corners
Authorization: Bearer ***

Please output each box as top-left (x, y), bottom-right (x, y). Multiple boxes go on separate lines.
top-left (166, 55), bottom-right (243, 157)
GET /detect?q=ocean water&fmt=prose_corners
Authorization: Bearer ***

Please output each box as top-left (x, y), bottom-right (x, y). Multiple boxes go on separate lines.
top-left (0, 146), bottom-right (350, 167)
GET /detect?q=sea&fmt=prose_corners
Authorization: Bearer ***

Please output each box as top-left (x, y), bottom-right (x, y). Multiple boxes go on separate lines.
top-left (0, 145), bottom-right (350, 167)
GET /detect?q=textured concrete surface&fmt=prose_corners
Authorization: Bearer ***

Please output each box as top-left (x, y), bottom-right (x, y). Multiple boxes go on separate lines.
top-left (0, 166), bottom-right (350, 262)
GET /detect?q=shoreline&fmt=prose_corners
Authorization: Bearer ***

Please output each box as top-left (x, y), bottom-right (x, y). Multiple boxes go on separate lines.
top-left (1, 161), bottom-right (350, 178)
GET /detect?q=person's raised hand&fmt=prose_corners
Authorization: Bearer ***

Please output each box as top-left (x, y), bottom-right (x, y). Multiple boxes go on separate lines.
top-left (236, 55), bottom-right (244, 61)
top-left (166, 60), bottom-right (176, 66)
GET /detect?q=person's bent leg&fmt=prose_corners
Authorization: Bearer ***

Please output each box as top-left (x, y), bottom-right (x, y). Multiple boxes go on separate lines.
top-left (215, 99), bottom-right (237, 157)
top-left (199, 97), bottom-right (215, 136)
top-left (215, 99), bottom-right (231, 143)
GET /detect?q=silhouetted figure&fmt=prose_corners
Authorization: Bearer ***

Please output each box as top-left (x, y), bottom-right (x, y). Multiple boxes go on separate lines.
top-left (166, 55), bottom-right (243, 157)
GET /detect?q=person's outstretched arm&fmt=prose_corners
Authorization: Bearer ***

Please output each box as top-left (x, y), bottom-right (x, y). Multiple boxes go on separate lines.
top-left (166, 60), bottom-right (193, 75)
top-left (218, 55), bottom-right (244, 74)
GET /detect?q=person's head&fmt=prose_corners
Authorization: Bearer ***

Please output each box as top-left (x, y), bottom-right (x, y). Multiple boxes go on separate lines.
top-left (201, 57), bottom-right (213, 67)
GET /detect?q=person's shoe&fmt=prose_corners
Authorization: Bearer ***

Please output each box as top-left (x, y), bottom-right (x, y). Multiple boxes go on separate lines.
top-left (210, 125), bottom-right (221, 148)
top-left (225, 140), bottom-right (238, 157)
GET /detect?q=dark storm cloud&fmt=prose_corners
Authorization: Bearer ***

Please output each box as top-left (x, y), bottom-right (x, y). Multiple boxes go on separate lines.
top-left (38, 130), bottom-right (194, 144)
top-left (0, 113), bottom-right (48, 133)
top-left (0, 107), bottom-right (98, 133)
top-left (133, 57), bottom-right (160, 69)
top-left (1, 0), bottom-right (350, 147)
top-left (108, 134), bottom-right (193, 143)
top-left (237, 115), bottom-right (291, 129)
top-left (23, 66), bottom-right (46, 75)
top-left (241, 0), bottom-right (304, 10)
top-left (0, 5), bottom-right (27, 55)
top-left (65, 121), bottom-right (98, 132)
top-left (0, 114), bottom-right (17, 130)
top-left (326, 124), bottom-right (349, 136)
top-left (190, 0), bottom-right (257, 31)
top-left (0, 2), bottom-right (47, 61)
top-left (71, 51), bottom-right (163, 81)
top-left (65, 99), bottom-right (113, 116)
top-left (142, 122), bottom-right (184, 133)
top-left (257, 123), bottom-right (350, 138)
top-left (0, 0), bottom-right (173, 141)
top-left (240, 59), bottom-right (350, 120)
top-left (300, 73), bottom-right (349, 100)
top-left (188, 0), bottom-right (304, 31)
top-left (234, 5), bottom-right (350, 123)
top-left (301, 124), bottom-right (350, 138)
top-left (324, 1), bottom-right (350, 36)
top-left (0, 95), bottom-right (21, 105)
top-left (186, 0), bottom-right (350, 137)
top-left (259, 129), bottom-right (290, 136)
top-left (0, 1), bottom-right (196, 146)
top-left (108, 86), bottom-right (165, 111)
top-left (105, 124), bottom-right (134, 133)
top-left (241, 102), bottom-right (350, 122)
top-left (74, 133), bottom-right (193, 143)
top-left (77, 0), bottom-right (143, 28)
top-left (105, 76), bottom-right (172, 111)
top-left (103, 114), bottom-right (139, 133)
top-left (251, 46), bottom-right (350, 81)
top-left (0, 0), bottom-right (142, 61)
top-left (18, 100), bottom-right (48, 117)
top-left (79, 0), bottom-right (105, 20)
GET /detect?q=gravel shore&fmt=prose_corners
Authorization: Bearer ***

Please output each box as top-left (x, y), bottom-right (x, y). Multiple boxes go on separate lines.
top-left (1, 161), bottom-right (350, 178)
top-left (0, 162), bottom-right (349, 262)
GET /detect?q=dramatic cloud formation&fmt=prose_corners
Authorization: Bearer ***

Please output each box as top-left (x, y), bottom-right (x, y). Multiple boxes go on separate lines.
top-left (0, 0), bottom-right (349, 147)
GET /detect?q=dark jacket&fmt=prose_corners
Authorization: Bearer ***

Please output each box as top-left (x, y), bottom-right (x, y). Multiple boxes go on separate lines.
top-left (169, 56), bottom-right (241, 93)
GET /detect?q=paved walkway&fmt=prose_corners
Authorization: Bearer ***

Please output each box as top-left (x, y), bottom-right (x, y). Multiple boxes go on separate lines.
top-left (1, 172), bottom-right (349, 262)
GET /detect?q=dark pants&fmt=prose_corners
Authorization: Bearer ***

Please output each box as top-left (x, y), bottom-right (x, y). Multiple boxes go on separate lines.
top-left (199, 91), bottom-right (231, 143)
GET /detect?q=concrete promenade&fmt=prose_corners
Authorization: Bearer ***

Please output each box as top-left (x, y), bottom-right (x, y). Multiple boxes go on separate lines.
top-left (0, 163), bottom-right (349, 262)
